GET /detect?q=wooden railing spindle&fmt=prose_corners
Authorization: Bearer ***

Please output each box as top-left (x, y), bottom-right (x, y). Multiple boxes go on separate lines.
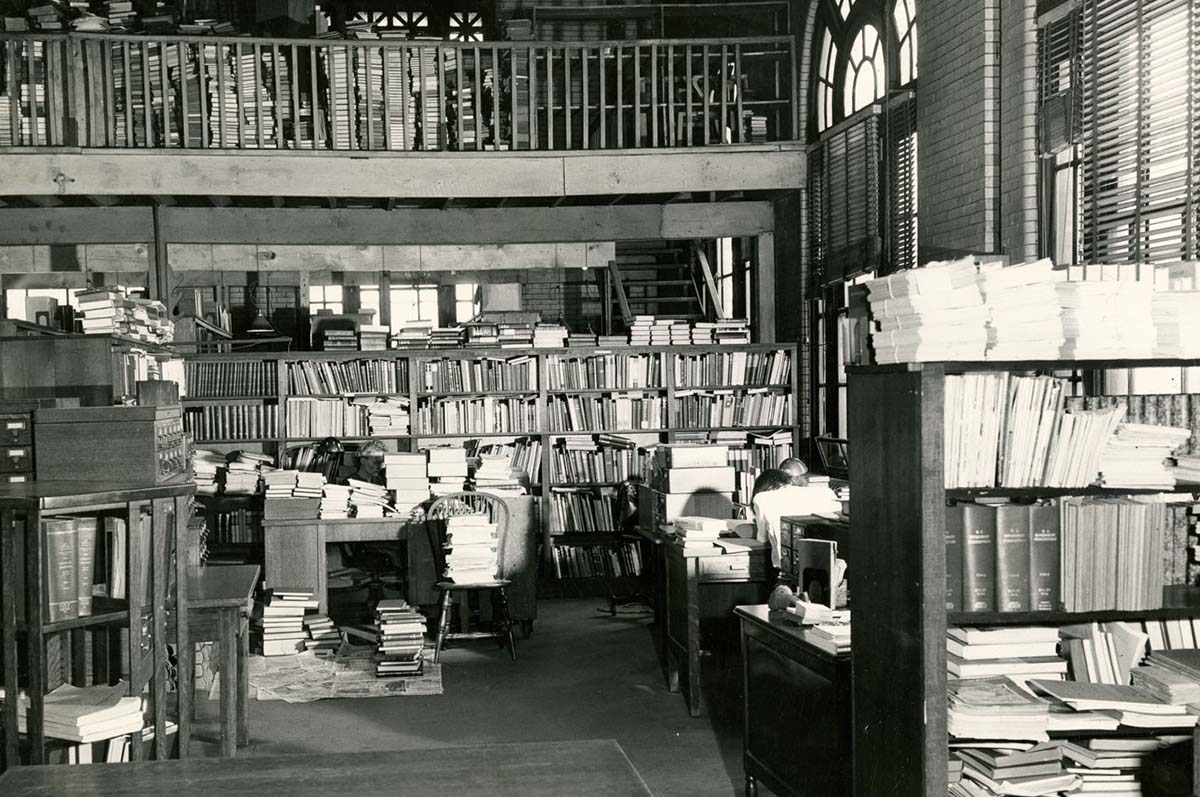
top-left (140, 41), bottom-right (152, 146)
top-left (667, 44), bottom-right (675, 146)
top-left (685, 43), bottom-right (693, 147)
top-left (581, 46), bottom-right (589, 150)
top-left (563, 46), bottom-right (572, 150)
top-left (473, 46), bottom-right (482, 151)
top-left (546, 47), bottom-right (554, 150)
top-left (720, 44), bottom-right (729, 145)
top-left (217, 43), bottom-right (229, 148)
top-left (599, 46), bottom-right (606, 149)
top-left (310, 46), bottom-right (322, 149)
top-left (178, 43), bottom-right (189, 147)
top-left (528, 46), bottom-right (537, 149)
top-left (633, 45), bottom-right (641, 147)
top-left (271, 43), bottom-right (282, 149)
top-left (735, 44), bottom-right (744, 143)
top-left (159, 41), bottom-right (171, 146)
top-left (198, 42), bottom-right (209, 148)
top-left (235, 42), bottom-right (245, 149)
top-left (650, 44), bottom-right (658, 147)
top-left (615, 45), bottom-right (623, 148)
top-left (701, 44), bottom-right (709, 146)
top-left (382, 46), bottom-right (392, 150)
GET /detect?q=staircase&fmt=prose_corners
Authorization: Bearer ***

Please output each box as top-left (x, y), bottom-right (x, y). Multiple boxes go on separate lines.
top-left (606, 240), bottom-right (721, 333)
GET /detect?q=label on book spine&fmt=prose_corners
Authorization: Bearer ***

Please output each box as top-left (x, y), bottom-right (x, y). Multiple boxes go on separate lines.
top-left (74, 517), bottom-right (98, 616)
top-left (945, 504), bottom-right (964, 611)
top-left (961, 503), bottom-right (996, 613)
top-left (1028, 501), bottom-right (1061, 612)
top-left (43, 518), bottom-right (79, 623)
top-left (995, 505), bottom-right (1030, 612)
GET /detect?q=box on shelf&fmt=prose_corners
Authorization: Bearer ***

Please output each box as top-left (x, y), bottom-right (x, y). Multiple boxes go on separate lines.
top-left (650, 466), bottom-right (736, 494)
top-left (654, 444), bottom-right (729, 469)
top-left (34, 405), bottom-right (188, 484)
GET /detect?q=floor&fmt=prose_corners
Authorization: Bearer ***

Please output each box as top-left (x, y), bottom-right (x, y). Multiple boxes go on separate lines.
top-left (189, 598), bottom-right (754, 797)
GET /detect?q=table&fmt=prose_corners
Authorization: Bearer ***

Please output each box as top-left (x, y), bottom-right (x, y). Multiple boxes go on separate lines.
top-left (0, 738), bottom-right (653, 796)
top-left (735, 605), bottom-right (851, 797)
top-left (184, 564), bottom-right (259, 758)
top-left (649, 529), bottom-right (771, 717)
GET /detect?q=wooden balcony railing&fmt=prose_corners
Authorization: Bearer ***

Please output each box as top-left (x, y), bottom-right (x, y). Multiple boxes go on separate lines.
top-left (0, 33), bottom-right (797, 152)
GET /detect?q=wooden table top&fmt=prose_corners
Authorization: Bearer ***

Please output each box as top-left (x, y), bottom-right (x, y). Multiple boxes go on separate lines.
top-left (0, 739), bottom-right (652, 796)
top-left (0, 480), bottom-right (194, 510)
top-left (734, 604), bottom-right (850, 661)
top-left (187, 565), bottom-right (260, 610)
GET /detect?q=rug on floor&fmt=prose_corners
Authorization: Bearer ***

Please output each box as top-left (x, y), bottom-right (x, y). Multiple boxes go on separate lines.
top-left (247, 648), bottom-right (442, 703)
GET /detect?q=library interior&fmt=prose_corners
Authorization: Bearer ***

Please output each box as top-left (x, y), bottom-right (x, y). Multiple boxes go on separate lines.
top-left (0, 0), bottom-right (1195, 795)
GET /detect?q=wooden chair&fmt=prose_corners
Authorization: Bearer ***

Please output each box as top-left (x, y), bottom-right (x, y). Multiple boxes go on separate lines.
top-left (425, 492), bottom-right (516, 662)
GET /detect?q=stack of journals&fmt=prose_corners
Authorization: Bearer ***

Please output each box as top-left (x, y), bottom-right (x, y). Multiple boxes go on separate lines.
top-left (1061, 737), bottom-right (1178, 791)
top-left (978, 258), bottom-right (1065, 360)
top-left (192, 449), bottom-right (224, 495)
top-left (467, 323), bottom-right (501, 347)
top-left (478, 437), bottom-right (542, 484)
top-left (263, 470), bottom-right (299, 498)
top-left (568, 332), bottom-right (598, 348)
top-left (1098, 423), bottom-right (1191, 489)
top-left (429, 328), bottom-right (465, 348)
top-left (1131, 654), bottom-right (1200, 705)
top-left (393, 322), bottom-right (433, 349)
top-left (1171, 454), bottom-right (1200, 483)
top-left (673, 516), bottom-right (725, 555)
top-left (498, 322), bottom-right (535, 348)
top-left (533, 323), bottom-right (568, 348)
top-left (253, 589), bottom-right (316, 656)
top-left (1029, 679), bottom-right (1198, 732)
top-left (668, 322), bottom-right (691, 345)
top-left (714, 319), bottom-right (751, 345)
top-left (649, 320), bottom-right (673, 345)
top-left (443, 514), bottom-right (499, 583)
top-left (321, 329), bottom-right (358, 351)
top-left (367, 398), bottom-right (410, 436)
top-left (598, 335), bottom-right (629, 347)
top-left (227, 452), bottom-right (271, 494)
top-left (0, 681), bottom-right (144, 743)
top-left (349, 479), bottom-right (390, 519)
top-left (294, 471), bottom-right (325, 499)
top-left (628, 316), bottom-right (653, 345)
top-left (1062, 622), bottom-right (1148, 685)
top-left (947, 676), bottom-right (1051, 741)
top-left (691, 322), bottom-right (716, 344)
top-left (320, 484), bottom-right (351, 520)
top-left (304, 614), bottom-right (340, 656)
top-left (1152, 290), bottom-right (1200, 357)
top-left (471, 452), bottom-right (524, 496)
top-left (427, 447), bottom-right (468, 496)
top-left (951, 743), bottom-right (1072, 797)
top-left (804, 614), bottom-right (852, 654)
top-left (76, 288), bottom-right (174, 343)
top-left (359, 325), bottom-right (389, 351)
top-left (386, 452), bottom-right (430, 515)
top-left (1057, 279), bottom-right (1157, 359)
top-left (375, 599), bottom-right (426, 677)
top-left (945, 627), bottom-right (1067, 681)
top-left (865, 257), bottom-right (987, 364)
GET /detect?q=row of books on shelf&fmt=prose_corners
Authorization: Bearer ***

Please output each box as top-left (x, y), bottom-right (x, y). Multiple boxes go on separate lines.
top-left (546, 394), bottom-right (667, 433)
top-left (202, 508), bottom-right (263, 546)
top-left (945, 372), bottom-right (1193, 489)
top-left (413, 397), bottom-right (539, 436)
top-left (947, 498), bottom-right (1189, 614)
top-left (183, 404), bottom-right (278, 441)
top-left (285, 397), bottom-right (374, 439)
top-left (672, 390), bottom-right (793, 429)
top-left (545, 353), bottom-right (667, 391)
top-left (419, 356), bottom-right (537, 393)
top-left (551, 542), bottom-right (643, 579)
top-left (549, 488), bottom-right (622, 534)
top-left (548, 435), bottom-right (646, 485)
top-left (185, 360), bottom-right (277, 398)
top-left (286, 359), bottom-right (408, 396)
top-left (473, 438), bottom-right (542, 486)
top-left (673, 349), bottom-right (792, 387)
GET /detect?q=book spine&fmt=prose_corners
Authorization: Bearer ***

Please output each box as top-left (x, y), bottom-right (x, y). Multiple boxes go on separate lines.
top-left (994, 505), bottom-right (1030, 612)
top-left (44, 518), bottom-right (79, 622)
top-left (945, 503), bottom-right (964, 612)
top-left (961, 503), bottom-right (996, 612)
top-left (1028, 501), bottom-right (1061, 611)
top-left (75, 517), bottom-right (98, 616)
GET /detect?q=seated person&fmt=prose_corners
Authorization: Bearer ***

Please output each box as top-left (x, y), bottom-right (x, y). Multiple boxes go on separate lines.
top-left (335, 439), bottom-right (387, 486)
top-left (750, 467), bottom-right (841, 569)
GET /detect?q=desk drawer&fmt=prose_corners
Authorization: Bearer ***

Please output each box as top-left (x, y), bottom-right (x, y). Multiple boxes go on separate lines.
top-left (1, 472), bottom-right (31, 484)
top-left (0, 415), bottom-right (32, 446)
top-left (0, 446), bottom-right (32, 473)
top-left (698, 553), bottom-right (765, 582)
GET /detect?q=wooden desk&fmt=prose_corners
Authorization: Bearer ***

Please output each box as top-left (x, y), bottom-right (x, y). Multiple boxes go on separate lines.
top-left (185, 564), bottom-right (259, 759)
top-left (734, 605), bottom-right (851, 797)
top-left (658, 535), bottom-right (771, 717)
top-left (0, 738), bottom-right (653, 795)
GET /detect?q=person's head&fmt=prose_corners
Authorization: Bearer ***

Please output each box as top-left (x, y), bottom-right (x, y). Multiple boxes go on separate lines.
top-left (778, 457), bottom-right (809, 485)
top-left (357, 440), bottom-right (387, 478)
top-left (752, 468), bottom-right (793, 500)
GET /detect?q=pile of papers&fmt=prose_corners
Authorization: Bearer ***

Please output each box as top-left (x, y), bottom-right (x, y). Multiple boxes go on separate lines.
top-left (386, 452), bottom-right (430, 515)
top-left (1152, 291), bottom-right (1200, 357)
top-left (427, 447), bottom-right (467, 496)
top-left (1057, 279), bottom-right (1157, 359)
top-left (253, 589), bottom-right (317, 656)
top-left (951, 743), bottom-right (1072, 797)
top-left (1131, 656), bottom-right (1200, 705)
top-left (1029, 679), bottom-right (1198, 731)
top-left (0, 681), bottom-right (144, 743)
top-left (375, 599), bottom-right (426, 677)
top-left (226, 452), bottom-right (272, 494)
top-left (1098, 423), bottom-right (1191, 489)
top-left (946, 626), bottom-right (1067, 683)
top-left (192, 449), bottom-right (225, 495)
top-left (303, 614), bottom-right (340, 656)
top-left (443, 513), bottom-right (499, 583)
top-left (320, 484), bottom-right (351, 520)
top-left (533, 323), bottom-right (567, 348)
top-left (978, 258), bottom-right (1065, 361)
top-left (75, 287), bottom-right (174, 344)
top-left (349, 479), bottom-right (391, 519)
top-left (865, 257), bottom-right (988, 364)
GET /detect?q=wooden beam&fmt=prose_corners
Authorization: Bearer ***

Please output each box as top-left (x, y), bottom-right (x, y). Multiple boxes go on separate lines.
top-left (0, 147), bottom-right (806, 199)
top-left (755, 232), bottom-right (776, 343)
top-left (0, 207), bottom-right (153, 244)
top-left (152, 203), bottom-right (774, 245)
top-left (151, 195), bottom-right (176, 206)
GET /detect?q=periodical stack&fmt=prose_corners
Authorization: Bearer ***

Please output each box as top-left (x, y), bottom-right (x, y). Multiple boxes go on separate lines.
top-left (385, 452), bottom-right (430, 515)
top-left (253, 588), bottom-right (316, 656)
top-left (427, 447), bottom-right (468, 496)
top-left (304, 614), bottom-right (341, 656)
top-left (374, 599), bottom-right (427, 677)
top-left (349, 478), bottom-right (391, 518)
top-left (865, 257), bottom-right (988, 364)
top-left (443, 513), bottom-right (500, 583)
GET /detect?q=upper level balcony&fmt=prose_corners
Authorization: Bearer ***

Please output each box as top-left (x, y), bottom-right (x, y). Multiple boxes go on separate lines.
top-left (0, 32), bottom-right (804, 203)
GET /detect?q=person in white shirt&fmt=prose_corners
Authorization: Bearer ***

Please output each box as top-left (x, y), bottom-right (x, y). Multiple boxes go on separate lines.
top-left (751, 468), bottom-right (841, 569)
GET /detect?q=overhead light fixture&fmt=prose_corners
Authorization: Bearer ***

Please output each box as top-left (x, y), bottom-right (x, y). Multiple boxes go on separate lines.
top-left (247, 311), bottom-right (275, 334)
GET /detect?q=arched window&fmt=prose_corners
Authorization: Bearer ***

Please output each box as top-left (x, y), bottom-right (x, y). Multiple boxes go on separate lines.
top-left (837, 0), bottom-right (854, 18)
top-left (893, 0), bottom-right (917, 86)
top-left (844, 24), bottom-right (885, 115)
top-left (816, 28), bottom-right (839, 133)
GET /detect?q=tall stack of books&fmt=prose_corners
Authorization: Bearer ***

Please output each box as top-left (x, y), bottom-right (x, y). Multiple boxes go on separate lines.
top-left (320, 483), bottom-right (351, 519)
top-left (951, 745), bottom-right (1068, 796)
top-left (673, 516), bottom-right (725, 555)
top-left (236, 48), bottom-right (275, 148)
top-left (304, 614), bottom-right (340, 656)
top-left (193, 449), bottom-right (224, 495)
top-left (442, 514), bottom-right (500, 583)
top-left (668, 322), bottom-right (691, 345)
top-left (349, 479), bottom-right (390, 518)
top-left (75, 289), bottom-right (174, 343)
top-left (294, 471), bottom-right (325, 499)
top-left (374, 599), bottom-right (426, 677)
top-left (1058, 279), bottom-right (1157, 359)
top-left (865, 257), bottom-right (988, 364)
top-left (326, 47), bottom-right (353, 149)
top-left (649, 319), bottom-right (673, 345)
top-left (427, 447), bottom-right (468, 496)
top-left (253, 588), bottom-right (316, 656)
top-left (412, 40), bottom-right (443, 149)
top-left (359, 325), bottom-right (389, 351)
top-left (628, 316), bottom-right (653, 345)
top-left (978, 258), bottom-right (1064, 360)
top-left (945, 626), bottom-right (1067, 682)
top-left (226, 453), bottom-right (270, 494)
top-left (0, 681), bottom-right (145, 744)
top-left (1098, 422), bottom-right (1191, 488)
top-left (263, 470), bottom-right (299, 499)
top-left (691, 322), bottom-right (716, 344)
top-left (499, 322), bottom-right (534, 347)
top-left (471, 452), bottom-right (524, 496)
top-left (367, 398), bottom-right (411, 436)
top-left (533, 323), bottom-right (567, 348)
top-left (386, 452), bottom-right (430, 515)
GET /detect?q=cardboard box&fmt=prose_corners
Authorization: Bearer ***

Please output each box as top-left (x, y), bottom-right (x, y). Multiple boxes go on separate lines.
top-left (651, 466), bottom-right (735, 494)
top-left (654, 444), bottom-right (729, 469)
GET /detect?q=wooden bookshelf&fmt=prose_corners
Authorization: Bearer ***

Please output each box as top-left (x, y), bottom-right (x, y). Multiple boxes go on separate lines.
top-left (847, 360), bottom-right (1200, 796)
top-left (178, 343), bottom-right (800, 573)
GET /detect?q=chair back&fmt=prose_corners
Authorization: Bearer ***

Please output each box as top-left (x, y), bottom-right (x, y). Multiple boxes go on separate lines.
top-left (426, 492), bottom-right (511, 583)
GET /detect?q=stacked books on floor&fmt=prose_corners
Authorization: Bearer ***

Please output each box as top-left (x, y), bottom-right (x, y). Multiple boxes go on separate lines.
top-left (253, 588), bottom-right (316, 656)
top-left (427, 446), bottom-right (468, 496)
top-left (304, 614), bottom-right (340, 656)
top-left (320, 483), bottom-right (351, 520)
top-left (386, 452), bottom-right (430, 515)
top-left (374, 599), bottom-right (426, 677)
top-left (443, 513), bottom-right (499, 583)
top-left (349, 479), bottom-right (391, 518)
top-left (946, 626), bottom-right (1067, 682)
top-left (471, 452), bottom-right (525, 496)
top-left (0, 681), bottom-right (144, 744)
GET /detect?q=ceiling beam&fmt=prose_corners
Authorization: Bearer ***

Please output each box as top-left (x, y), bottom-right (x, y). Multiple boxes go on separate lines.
top-left (209, 196), bottom-right (232, 207)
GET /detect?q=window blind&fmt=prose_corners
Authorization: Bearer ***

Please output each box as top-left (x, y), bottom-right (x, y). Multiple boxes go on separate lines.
top-left (810, 111), bottom-right (881, 285)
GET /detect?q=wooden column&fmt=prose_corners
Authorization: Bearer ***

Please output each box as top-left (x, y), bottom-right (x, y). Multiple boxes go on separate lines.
top-left (150, 205), bottom-right (169, 302)
top-left (755, 232), bottom-right (776, 343)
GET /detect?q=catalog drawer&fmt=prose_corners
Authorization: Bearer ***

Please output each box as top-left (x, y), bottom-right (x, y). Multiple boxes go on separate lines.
top-left (0, 414), bottom-right (32, 446)
top-left (0, 446), bottom-right (32, 473)
top-left (697, 553), bottom-right (765, 582)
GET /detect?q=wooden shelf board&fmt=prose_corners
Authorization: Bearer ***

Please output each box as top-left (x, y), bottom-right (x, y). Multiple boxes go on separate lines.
top-left (552, 532), bottom-right (638, 545)
top-left (949, 587), bottom-right (1200, 626)
top-left (186, 394), bottom-right (277, 401)
top-left (26, 607), bottom-right (129, 634)
top-left (546, 387), bottom-right (668, 394)
top-left (947, 484), bottom-right (1200, 499)
top-left (417, 391), bottom-right (538, 398)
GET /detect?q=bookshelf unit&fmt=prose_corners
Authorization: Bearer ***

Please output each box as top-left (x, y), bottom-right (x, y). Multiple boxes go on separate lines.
top-left (847, 359), bottom-right (1200, 797)
top-left (178, 343), bottom-right (800, 572)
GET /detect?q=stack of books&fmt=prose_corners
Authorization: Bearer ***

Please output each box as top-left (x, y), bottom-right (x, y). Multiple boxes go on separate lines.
top-left (320, 483), bottom-right (351, 520)
top-left (628, 316), bottom-right (653, 345)
top-left (27, 2), bottom-right (64, 30)
top-left (0, 681), bottom-right (144, 744)
top-left (429, 328), bottom-right (464, 348)
top-left (598, 334), bottom-right (628, 347)
top-left (951, 744), bottom-right (1068, 797)
top-left (471, 452), bottom-right (524, 496)
top-left (668, 322), bottom-right (691, 345)
top-left (672, 516), bottom-right (725, 555)
top-left (1060, 622), bottom-right (1146, 685)
top-left (192, 449), bottom-right (224, 495)
top-left (947, 676), bottom-right (1050, 741)
top-left (360, 325), bottom-right (389, 351)
top-left (498, 323), bottom-right (534, 348)
top-left (1131, 653), bottom-right (1200, 705)
top-left (946, 626), bottom-right (1067, 682)
top-left (1098, 422), bottom-right (1191, 488)
top-left (348, 479), bottom-right (390, 518)
top-left (1058, 279), bottom-right (1157, 359)
top-left (321, 329), bottom-right (358, 351)
top-left (427, 447), bottom-right (468, 496)
top-left (294, 471), bottom-right (325, 499)
top-left (504, 18), bottom-right (533, 40)
top-left (393, 322), bottom-right (433, 349)
top-left (865, 257), bottom-right (987, 364)
top-left (1152, 290), bottom-right (1200, 357)
top-left (978, 258), bottom-right (1065, 360)
top-left (1030, 679), bottom-right (1197, 732)
top-left (367, 398), bottom-right (410, 436)
top-left (374, 599), bottom-right (427, 677)
top-left (304, 614), bottom-right (340, 656)
top-left (75, 288), bottom-right (175, 343)
top-left (386, 452), bottom-right (430, 515)
top-left (227, 452), bottom-right (272, 494)
top-left (568, 332), bottom-right (597, 347)
top-left (466, 323), bottom-right (501, 347)
top-left (691, 322), bottom-right (716, 344)
top-left (533, 323), bottom-right (568, 348)
top-left (1060, 737), bottom-right (1173, 791)
top-left (715, 319), bottom-right (751, 345)
top-left (649, 320), bottom-right (673, 345)
top-left (253, 588), bottom-right (316, 656)
top-left (263, 470), bottom-right (299, 498)
top-left (443, 513), bottom-right (500, 583)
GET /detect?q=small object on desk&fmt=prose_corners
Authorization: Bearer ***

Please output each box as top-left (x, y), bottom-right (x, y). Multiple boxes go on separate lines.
top-left (783, 600), bottom-right (835, 625)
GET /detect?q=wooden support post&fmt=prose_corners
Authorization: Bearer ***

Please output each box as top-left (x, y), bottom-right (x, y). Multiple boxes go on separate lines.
top-left (755, 232), bottom-right (776, 343)
top-left (150, 205), bottom-right (169, 302)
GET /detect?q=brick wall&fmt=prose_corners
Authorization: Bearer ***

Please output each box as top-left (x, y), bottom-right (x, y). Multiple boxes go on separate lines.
top-left (520, 268), bottom-right (605, 331)
top-left (999, 0), bottom-right (1040, 262)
